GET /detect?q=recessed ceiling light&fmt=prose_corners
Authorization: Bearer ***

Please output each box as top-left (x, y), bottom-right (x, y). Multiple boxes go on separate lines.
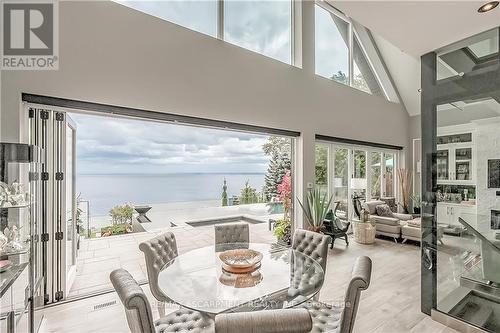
top-left (478, 1), bottom-right (499, 13)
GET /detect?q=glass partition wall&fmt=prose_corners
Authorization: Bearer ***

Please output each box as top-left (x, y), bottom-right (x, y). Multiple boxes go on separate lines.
top-left (315, 142), bottom-right (400, 220)
top-left (421, 27), bottom-right (500, 332)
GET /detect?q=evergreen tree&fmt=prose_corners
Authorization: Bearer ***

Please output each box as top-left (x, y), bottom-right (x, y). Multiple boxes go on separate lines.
top-left (240, 181), bottom-right (258, 204)
top-left (221, 178), bottom-right (228, 206)
top-left (264, 149), bottom-right (291, 200)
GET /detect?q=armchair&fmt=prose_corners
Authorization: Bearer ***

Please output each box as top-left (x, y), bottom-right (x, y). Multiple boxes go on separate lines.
top-left (323, 202), bottom-right (350, 249)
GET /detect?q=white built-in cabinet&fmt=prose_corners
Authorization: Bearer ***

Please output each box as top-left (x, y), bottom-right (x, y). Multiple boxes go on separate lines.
top-left (436, 125), bottom-right (475, 185)
top-left (437, 202), bottom-right (477, 229)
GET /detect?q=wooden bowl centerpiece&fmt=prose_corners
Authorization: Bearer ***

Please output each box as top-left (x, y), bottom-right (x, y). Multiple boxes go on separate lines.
top-left (219, 249), bottom-right (263, 274)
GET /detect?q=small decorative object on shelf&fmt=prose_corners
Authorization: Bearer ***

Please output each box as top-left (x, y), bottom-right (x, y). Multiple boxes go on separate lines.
top-left (0, 181), bottom-right (30, 208)
top-left (0, 259), bottom-right (12, 272)
top-left (1, 226), bottom-right (28, 255)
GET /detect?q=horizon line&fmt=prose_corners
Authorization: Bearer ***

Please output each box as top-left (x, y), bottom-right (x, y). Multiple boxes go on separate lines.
top-left (77, 172), bottom-right (267, 176)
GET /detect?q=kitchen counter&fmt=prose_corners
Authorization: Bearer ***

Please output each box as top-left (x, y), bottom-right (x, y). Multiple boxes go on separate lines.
top-left (437, 201), bottom-right (476, 208)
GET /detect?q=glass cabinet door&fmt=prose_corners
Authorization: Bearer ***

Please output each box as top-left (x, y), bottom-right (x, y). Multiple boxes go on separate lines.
top-left (437, 150), bottom-right (449, 180)
top-left (455, 148), bottom-right (472, 181)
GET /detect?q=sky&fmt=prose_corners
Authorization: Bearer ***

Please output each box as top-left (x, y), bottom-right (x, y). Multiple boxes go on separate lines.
top-left (115, 0), bottom-right (349, 71)
top-left (70, 112), bottom-right (271, 174)
top-left (80, 1), bottom-right (350, 174)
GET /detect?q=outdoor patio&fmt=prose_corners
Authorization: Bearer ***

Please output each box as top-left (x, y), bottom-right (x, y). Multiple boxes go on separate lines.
top-left (69, 202), bottom-right (280, 298)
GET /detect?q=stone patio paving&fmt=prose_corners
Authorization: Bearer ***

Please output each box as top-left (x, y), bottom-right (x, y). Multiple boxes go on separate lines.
top-left (69, 218), bottom-right (277, 298)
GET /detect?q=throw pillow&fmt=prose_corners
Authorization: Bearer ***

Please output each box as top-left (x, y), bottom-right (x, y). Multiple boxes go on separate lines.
top-left (376, 204), bottom-right (393, 217)
top-left (407, 218), bottom-right (421, 227)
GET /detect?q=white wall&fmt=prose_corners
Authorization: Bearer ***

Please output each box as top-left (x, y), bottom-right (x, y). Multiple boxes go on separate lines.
top-left (0, 1), bottom-right (409, 224)
top-left (475, 119), bottom-right (500, 235)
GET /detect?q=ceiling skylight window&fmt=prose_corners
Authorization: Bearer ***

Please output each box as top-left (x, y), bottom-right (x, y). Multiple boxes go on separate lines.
top-left (115, 0), bottom-right (217, 37)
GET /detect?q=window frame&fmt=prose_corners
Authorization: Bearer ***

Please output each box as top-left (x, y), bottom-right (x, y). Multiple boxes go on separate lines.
top-left (315, 140), bottom-right (401, 219)
top-left (220, 0), bottom-right (294, 65)
top-left (314, 1), bottom-right (387, 98)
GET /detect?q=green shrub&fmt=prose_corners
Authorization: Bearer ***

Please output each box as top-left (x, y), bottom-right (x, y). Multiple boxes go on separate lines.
top-left (273, 219), bottom-right (291, 245)
top-left (109, 204), bottom-right (134, 225)
top-left (101, 223), bottom-right (131, 236)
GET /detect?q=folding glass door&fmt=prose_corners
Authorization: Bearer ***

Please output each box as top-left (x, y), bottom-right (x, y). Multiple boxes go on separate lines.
top-left (315, 142), bottom-right (399, 220)
top-left (28, 108), bottom-right (78, 303)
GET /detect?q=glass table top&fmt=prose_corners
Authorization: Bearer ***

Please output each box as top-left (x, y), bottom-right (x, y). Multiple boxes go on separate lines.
top-left (157, 243), bottom-right (325, 315)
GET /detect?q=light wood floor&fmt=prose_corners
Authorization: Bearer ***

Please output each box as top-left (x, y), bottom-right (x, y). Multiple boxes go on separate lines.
top-left (39, 236), bottom-right (458, 333)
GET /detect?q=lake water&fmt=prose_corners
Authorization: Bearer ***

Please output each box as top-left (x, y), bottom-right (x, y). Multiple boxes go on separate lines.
top-left (77, 173), bottom-right (265, 216)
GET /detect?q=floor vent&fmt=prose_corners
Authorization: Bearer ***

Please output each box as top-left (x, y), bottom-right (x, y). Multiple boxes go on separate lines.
top-left (93, 300), bottom-right (117, 311)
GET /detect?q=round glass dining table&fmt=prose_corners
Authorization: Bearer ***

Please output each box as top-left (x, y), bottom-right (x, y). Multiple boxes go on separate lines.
top-left (157, 243), bottom-right (325, 315)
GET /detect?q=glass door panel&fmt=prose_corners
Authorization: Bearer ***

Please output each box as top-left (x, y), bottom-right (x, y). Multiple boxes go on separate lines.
top-left (315, 144), bottom-right (329, 196)
top-left (333, 147), bottom-right (349, 218)
top-left (370, 152), bottom-right (382, 199)
top-left (351, 150), bottom-right (367, 201)
top-left (455, 148), bottom-right (472, 181)
top-left (384, 153), bottom-right (395, 197)
top-left (436, 150), bottom-right (449, 180)
top-left (65, 118), bottom-right (77, 292)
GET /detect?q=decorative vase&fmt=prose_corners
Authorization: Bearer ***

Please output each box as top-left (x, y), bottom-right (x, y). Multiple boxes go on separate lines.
top-left (352, 221), bottom-right (376, 244)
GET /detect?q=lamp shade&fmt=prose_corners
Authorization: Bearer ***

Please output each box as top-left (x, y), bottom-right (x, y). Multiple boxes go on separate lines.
top-left (334, 178), bottom-right (343, 188)
top-left (350, 178), bottom-right (367, 189)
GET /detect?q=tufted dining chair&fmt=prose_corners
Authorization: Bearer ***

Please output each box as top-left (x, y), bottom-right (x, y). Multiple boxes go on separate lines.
top-left (291, 229), bottom-right (331, 274)
top-left (110, 269), bottom-right (214, 333)
top-left (139, 232), bottom-right (178, 317)
top-left (215, 309), bottom-right (312, 333)
top-left (214, 222), bottom-right (250, 245)
top-left (289, 229), bottom-right (331, 302)
top-left (304, 256), bottom-right (372, 333)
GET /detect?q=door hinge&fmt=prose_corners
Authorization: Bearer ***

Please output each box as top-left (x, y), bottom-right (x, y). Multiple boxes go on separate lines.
top-left (40, 110), bottom-right (49, 120)
top-left (29, 171), bottom-right (39, 181)
top-left (55, 291), bottom-right (64, 301)
top-left (41, 233), bottom-right (49, 242)
top-left (55, 112), bottom-right (64, 121)
top-left (29, 108), bottom-right (35, 118)
top-left (41, 172), bottom-right (49, 181)
top-left (55, 172), bottom-right (64, 181)
top-left (55, 231), bottom-right (63, 240)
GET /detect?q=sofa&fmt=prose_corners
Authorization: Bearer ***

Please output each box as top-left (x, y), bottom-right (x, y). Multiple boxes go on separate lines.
top-left (362, 200), bottom-right (413, 242)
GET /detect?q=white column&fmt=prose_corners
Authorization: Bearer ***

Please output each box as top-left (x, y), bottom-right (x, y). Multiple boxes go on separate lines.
top-left (294, 130), bottom-right (316, 229)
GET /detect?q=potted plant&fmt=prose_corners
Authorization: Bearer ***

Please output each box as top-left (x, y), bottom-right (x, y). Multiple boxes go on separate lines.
top-left (273, 219), bottom-right (292, 245)
top-left (297, 188), bottom-right (333, 232)
top-left (411, 194), bottom-right (421, 215)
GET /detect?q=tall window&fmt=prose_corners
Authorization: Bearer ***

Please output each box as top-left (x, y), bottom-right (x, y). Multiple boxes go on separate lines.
top-left (353, 35), bottom-right (383, 96)
top-left (116, 1), bottom-right (218, 37)
top-left (370, 152), bottom-right (381, 199)
top-left (315, 5), bottom-right (349, 85)
top-left (116, 0), bottom-right (292, 64)
top-left (315, 144), bottom-right (329, 196)
top-left (385, 153), bottom-right (394, 197)
top-left (314, 3), bottom-right (385, 97)
top-left (224, 0), bottom-right (292, 64)
top-left (334, 147), bottom-right (349, 216)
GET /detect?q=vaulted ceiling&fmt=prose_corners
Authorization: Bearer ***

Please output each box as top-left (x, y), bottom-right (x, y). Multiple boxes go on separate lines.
top-left (330, 1), bottom-right (500, 116)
